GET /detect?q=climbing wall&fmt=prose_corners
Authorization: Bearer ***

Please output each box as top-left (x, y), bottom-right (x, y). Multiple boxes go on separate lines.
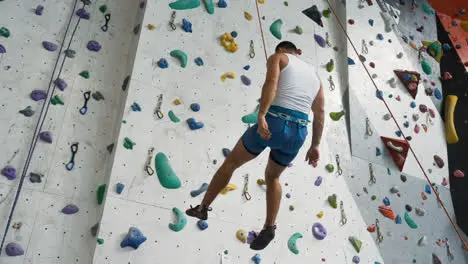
top-left (94, 0), bottom-right (386, 263)
top-left (0, 0), bottom-right (142, 262)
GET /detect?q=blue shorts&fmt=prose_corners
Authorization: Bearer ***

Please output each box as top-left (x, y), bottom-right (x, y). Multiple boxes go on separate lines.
top-left (241, 105), bottom-right (309, 167)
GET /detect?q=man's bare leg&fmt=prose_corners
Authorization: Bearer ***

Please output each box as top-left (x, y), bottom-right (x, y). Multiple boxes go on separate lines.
top-left (264, 157), bottom-right (286, 227)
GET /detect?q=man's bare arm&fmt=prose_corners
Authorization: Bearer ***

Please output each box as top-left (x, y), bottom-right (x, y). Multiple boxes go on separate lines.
top-left (311, 83), bottom-right (325, 148)
top-left (258, 54), bottom-right (282, 117)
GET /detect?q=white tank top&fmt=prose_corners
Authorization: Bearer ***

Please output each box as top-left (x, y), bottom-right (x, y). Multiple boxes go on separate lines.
top-left (272, 54), bottom-right (321, 115)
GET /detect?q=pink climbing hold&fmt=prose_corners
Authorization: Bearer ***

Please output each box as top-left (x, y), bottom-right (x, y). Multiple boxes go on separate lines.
top-left (433, 155), bottom-right (444, 168)
top-left (454, 169), bottom-right (465, 178)
top-left (414, 124), bottom-right (420, 134)
top-left (428, 108), bottom-right (435, 118)
top-left (443, 72), bottom-right (452, 80)
top-left (441, 177), bottom-right (448, 186)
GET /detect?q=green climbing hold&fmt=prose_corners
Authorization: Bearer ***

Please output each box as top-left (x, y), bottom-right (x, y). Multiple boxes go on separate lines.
top-left (97, 184), bottom-right (106, 205)
top-left (202, 0), bottom-right (214, 14)
top-left (0, 27), bottom-right (10, 38)
top-left (421, 60), bottom-right (432, 75)
top-left (422, 2), bottom-right (433, 15)
top-left (169, 207), bottom-right (187, 232)
top-left (99, 5), bottom-right (107, 13)
top-left (122, 120), bottom-right (127, 124)
top-left (97, 238), bottom-right (104, 244)
top-left (328, 194), bottom-right (337, 208)
top-left (329, 110), bottom-right (345, 121)
top-left (79, 71), bottom-right (90, 79)
top-left (287, 232), bottom-right (303, 255)
top-left (326, 59), bottom-right (334, 72)
top-left (294, 26), bottom-right (303, 35)
top-left (371, 195), bottom-right (376, 200)
top-left (348, 236), bottom-right (362, 253)
top-left (269, 19), bottom-right (283, 40)
top-left (241, 112), bottom-right (258, 124)
top-left (155, 152), bottom-right (181, 189)
top-left (325, 164), bottom-right (334, 173)
top-left (50, 95), bottom-right (64, 105)
top-left (169, 0), bottom-right (200, 10)
top-left (404, 212), bottom-right (418, 229)
top-left (170, 50), bottom-right (188, 68)
top-left (123, 137), bottom-right (135, 150)
top-left (168, 110), bottom-right (180, 123)
top-left (283, 1), bottom-right (288, 6)
top-left (322, 8), bottom-right (331, 18)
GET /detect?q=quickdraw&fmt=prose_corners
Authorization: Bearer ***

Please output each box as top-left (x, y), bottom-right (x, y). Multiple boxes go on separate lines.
top-left (339, 201), bottom-right (347, 225)
top-left (375, 219), bottom-right (384, 244)
top-left (101, 13), bottom-right (111, 32)
top-left (243, 174), bottom-right (251, 200)
top-left (249, 40), bottom-right (255, 58)
top-left (65, 143), bottom-right (79, 171)
top-left (79, 91), bottom-right (91, 115)
top-left (445, 237), bottom-right (454, 261)
top-left (335, 154), bottom-right (343, 176)
top-left (154, 94), bottom-right (164, 119)
top-left (325, 32), bottom-right (332, 47)
top-left (328, 75), bottom-right (335, 91)
top-left (368, 163), bottom-right (376, 185)
top-left (145, 147), bottom-right (155, 175)
top-left (169, 11), bottom-right (176, 31)
top-left (362, 39), bottom-right (369, 54)
top-left (365, 117), bottom-right (373, 138)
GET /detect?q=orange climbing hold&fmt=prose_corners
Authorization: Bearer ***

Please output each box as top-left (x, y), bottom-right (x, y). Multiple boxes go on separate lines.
top-left (367, 224), bottom-right (376, 232)
top-left (378, 205), bottom-right (396, 220)
top-left (381, 136), bottom-right (410, 171)
top-left (409, 41), bottom-right (418, 50)
top-left (421, 192), bottom-right (427, 200)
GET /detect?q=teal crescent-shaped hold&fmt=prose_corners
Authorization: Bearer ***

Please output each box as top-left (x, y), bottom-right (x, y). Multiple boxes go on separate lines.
top-left (155, 152), bottom-right (182, 189)
top-left (287, 232), bottom-right (303, 254)
top-left (169, 207), bottom-right (187, 232)
top-left (170, 50), bottom-right (188, 68)
top-left (270, 19), bottom-right (283, 40)
top-left (203, 0), bottom-right (214, 14)
top-left (169, 0), bottom-right (200, 10)
top-left (404, 212), bottom-right (418, 229)
top-left (241, 111), bottom-right (258, 124)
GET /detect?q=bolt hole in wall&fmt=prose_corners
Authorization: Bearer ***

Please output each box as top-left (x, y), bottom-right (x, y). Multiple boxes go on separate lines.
top-left (0, 0), bottom-right (143, 262)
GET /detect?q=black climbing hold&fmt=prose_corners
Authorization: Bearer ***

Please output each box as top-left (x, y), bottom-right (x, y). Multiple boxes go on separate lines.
top-left (222, 148), bottom-right (231, 157)
top-left (303, 5), bottom-right (323, 27)
top-left (133, 24), bottom-right (141, 35)
top-left (81, 0), bottom-right (91, 5)
top-left (122, 76), bottom-right (130, 91)
top-left (106, 143), bottom-right (114, 153)
top-left (29, 172), bottom-right (43, 183)
top-left (405, 204), bottom-right (412, 212)
top-left (64, 49), bottom-right (76, 58)
top-left (92, 91), bottom-right (105, 101)
top-left (400, 174), bottom-right (407, 182)
top-left (91, 223), bottom-right (99, 237)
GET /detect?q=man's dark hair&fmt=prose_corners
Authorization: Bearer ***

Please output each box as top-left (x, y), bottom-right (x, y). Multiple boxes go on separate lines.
top-left (275, 41), bottom-right (298, 52)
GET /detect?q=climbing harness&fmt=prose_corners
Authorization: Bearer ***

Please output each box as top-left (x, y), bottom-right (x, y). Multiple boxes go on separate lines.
top-left (243, 174), bottom-right (251, 200)
top-left (328, 75), bottom-right (335, 91)
top-left (361, 39), bottom-right (368, 54)
top-left (65, 143), bottom-right (79, 171)
top-left (375, 219), bottom-right (384, 244)
top-left (368, 163), bottom-right (376, 185)
top-left (339, 201), bottom-right (347, 225)
top-left (154, 94), bottom-right (164, 119)
top-left (145, 147), bottom-right (155, 175)
top-left (249, 40), bottom-right (255, 58)
top-left (169, 11), bottom-right (176, 31)
top-left (335, 154), bottom-right (343, 176)
top-left (445, 238), bottom-right (454, 261)
top-left (325, 32), bottom-right (332, 47)
top-left (101, 13), bottom-right (111, 32)
top-left (79, 91), bottom-right (91, 115)
top-left (365, 117), bottom-right (373, 138)
top-left (6, 149), bottom-right (19, 164)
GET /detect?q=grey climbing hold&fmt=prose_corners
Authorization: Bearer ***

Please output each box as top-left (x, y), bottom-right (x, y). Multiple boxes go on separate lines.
top-left (122, 76), bottom-right (130, 91)
top-left (106, 143), bottom-right (114, 153)
top-left (39, 131), bottom-right (53, 143)
top-left (294, 26), bottom-right (303, 35)
top-left (412, 113), bottom-right (419, 121)
top-left (383, 113), bottom-right (391, 120)
top-left (64, 49), bottom-right (76, 58)
top-left (418, 236), bottom-right (427, 247)
top-left (397, 52), bottom-right (403, 58)
top-left (29, 172), bottom-right (43, 183)
top-left (54, 78), bottom-right (67, 91)
top-left (62, 204), bottom-right (79, 214)
top-left (5, 242), bottom-right (24, 256)
top-left (91, 223), bottom-right (99, 237)
top-left (415, 207), bottom-right (425, 216)
top-left (19, 106), bottom-right (34, 117)
top-left (241, 75), bottom-right (251, 86)
top-left (42, 41), bottom-right (58, 51)
top-left (92, 91), bottom-right (105, 101)
top-left (390, 186), bottom-right (399, 194)
top-left (120, 227), bottom-right (147, 249)
top-left (1, 166), bottom-right (16, 180)
top-left (133, 24), bottom-right (141, 35)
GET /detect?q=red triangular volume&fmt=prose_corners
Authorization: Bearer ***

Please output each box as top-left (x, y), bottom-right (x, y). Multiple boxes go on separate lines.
top-left (393, 70), bottom-right (421, 99)
top-left (381, 136), bottom-right (410, 171)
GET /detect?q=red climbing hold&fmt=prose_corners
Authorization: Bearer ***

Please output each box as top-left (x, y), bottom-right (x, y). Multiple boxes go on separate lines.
top-left (348, 19), bottom-right (355, 25)
top-left (367, 224), bottom-right (376, 232)
top-left (394, 70), bottom-right (421, 99)
top-left (443, 72), bottom-right (452, 80)
top-left (421, 192), bottom-right (427, 200)
top-left (378, 205), bottom-right (396, 220)
top-left (297, 49), bottom-right (302, 55)
top-left (381, 136), bottom-right (410, 171)
top-left (454, 169), bottom-right (465, 178)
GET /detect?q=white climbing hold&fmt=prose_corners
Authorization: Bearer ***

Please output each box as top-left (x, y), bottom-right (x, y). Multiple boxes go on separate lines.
top-left (386, 141), bottom-right (403, 152)
top-left (418, 236), bottom-right (427, 246)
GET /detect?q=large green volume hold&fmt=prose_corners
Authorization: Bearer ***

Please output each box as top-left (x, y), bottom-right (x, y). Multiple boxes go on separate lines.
top-left (155, 152), bottom-right (181, 189)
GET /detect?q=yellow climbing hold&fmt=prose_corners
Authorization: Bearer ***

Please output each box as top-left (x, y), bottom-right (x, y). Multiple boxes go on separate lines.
top-left (257, 179), bottom-right (266, 185)
top-left (220, 32), bottom-right (238, 53)
top-left (258, 0), bottom-right (264, 4)
top-left (244, 11), bottom-right (253, 21)
top-left (445, 95), bottom-right (459, 144)
top-left (461, 21), bottom-right (468, 33)
top-left (221, 72), bottom-right (236, 82)
top-left (316, 211), bottom-right (324, 218)
top-left (173, 98), bottom-right (182, 105)
top-left (236, 229), bottom-right (247, 243)
top-left (220, 184), bottom-right (237, 194)
top-left (147, 24), bottom-right (156, 30)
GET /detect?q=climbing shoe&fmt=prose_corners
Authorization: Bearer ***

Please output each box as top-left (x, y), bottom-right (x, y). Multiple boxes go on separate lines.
top-left (185, 205), bottom-right (211, 220)
top-left (249, 225), bottom-right (276, 250)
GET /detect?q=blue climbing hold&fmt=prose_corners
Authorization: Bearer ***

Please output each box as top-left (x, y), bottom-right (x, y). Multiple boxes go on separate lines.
top-left (131, 102), bottom-right (142, 112)
top-left (377, 33), bottom-right (384, 40)
top-left (120, 227), bottom-right (147, 249)
top-left (158, 58), bottom-right (168, 69)
top-left (434, 88), bottom-right (442, 100)
top-left (187, 118), bottom-right (204, 130)
top-left (116, 183), bottom-right (125, 194)
top-left (231, 31), bottom-right (238, 38)
top-left (383, 197), bottom-right (390, 206)
top-left (222, 148), bottom-right (231, 157)
top-left (376, 147), bottom-right (382, 156)
top-left (403, 121), bottom-right (409, 128)
top-left (410, 101), bottom-right (416, 108)
top-left (190, 183), bottom-right (208, 197)
top-left (194, 57), bottom-right (204, 66)
top-left (252, 254), bottom-right (261, 264)
top-left (182, 18), bottom-right (192, 33)
top-left (368, 19), bottom-right (374, 26)
top-left (218, 0), bottom-right (227, 8)
top-left (442, 43), bottom-right (451, 51)
top-left (197, 220), bottom-right (209, 230)
top-left (425, 184), bottom-right (431, 194)
top-left (35, 5), bottom-right (44, 16)
top-left (376, 90), bottom-right (383, 100)
top-left (348, 57), bottom-right (355, 65)
top-left (190, 103), bottom-right (200, 112)
top-left (244, 65), bottom-right (250, 70)
top-left (395, 131), bottom-right (402, 137)
top-left (402, 73), bottom-right (411, 82)
top-left (395, 214), bottom-right (402, 224)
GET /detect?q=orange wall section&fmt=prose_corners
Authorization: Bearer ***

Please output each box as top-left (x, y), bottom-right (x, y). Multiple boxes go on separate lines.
top-left (427, 0), bottom-right (467, 19)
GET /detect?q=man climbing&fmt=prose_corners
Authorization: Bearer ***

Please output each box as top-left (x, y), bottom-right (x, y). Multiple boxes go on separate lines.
top-left (186, 41), bottom-right (325, 250)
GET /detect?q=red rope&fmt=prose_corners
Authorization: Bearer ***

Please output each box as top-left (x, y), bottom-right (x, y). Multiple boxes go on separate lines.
top-left (254, 0), bottom-right (269, 61)
top-left (323, 0), bottom-right (468, 248)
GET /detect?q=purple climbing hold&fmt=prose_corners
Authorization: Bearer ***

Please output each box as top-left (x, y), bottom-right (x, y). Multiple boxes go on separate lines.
top-left (352, 256), bottom-right (360, 263)
top-left (87, 40), bottom-right (101, 52)
top-left (1, 166), bottom-right (16, 180)
top-left (285, 193), bottom-right (291, 198)
top-left (5, 242), bottom-right (24, 256)
top-left (54, 78), bottom-right (67, 91)
top-left (35, 5), bottom-right (44, 16)
top-left (76, 8), bottom-right (90, 19)
top-left (42, 41), bottom-right (58, 52)
top-left (31, 90), bottom-right (47, 101)
top-left (314, 176), bottom-right (322, 186)
top-left (39, 131), bottom-right (53, 143)
top-left (312, 222), bottom-right (327, 240)
top-left (241, 75), bottom-right (251, 86)
top-left (247, 231), bottom-right (257, 244)
top-left (314, 34), bottom-right (326, 48)
top-left (0, 44), bottom-right (6, 54)
top-left (62, 204), bottom-right (79, 214)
